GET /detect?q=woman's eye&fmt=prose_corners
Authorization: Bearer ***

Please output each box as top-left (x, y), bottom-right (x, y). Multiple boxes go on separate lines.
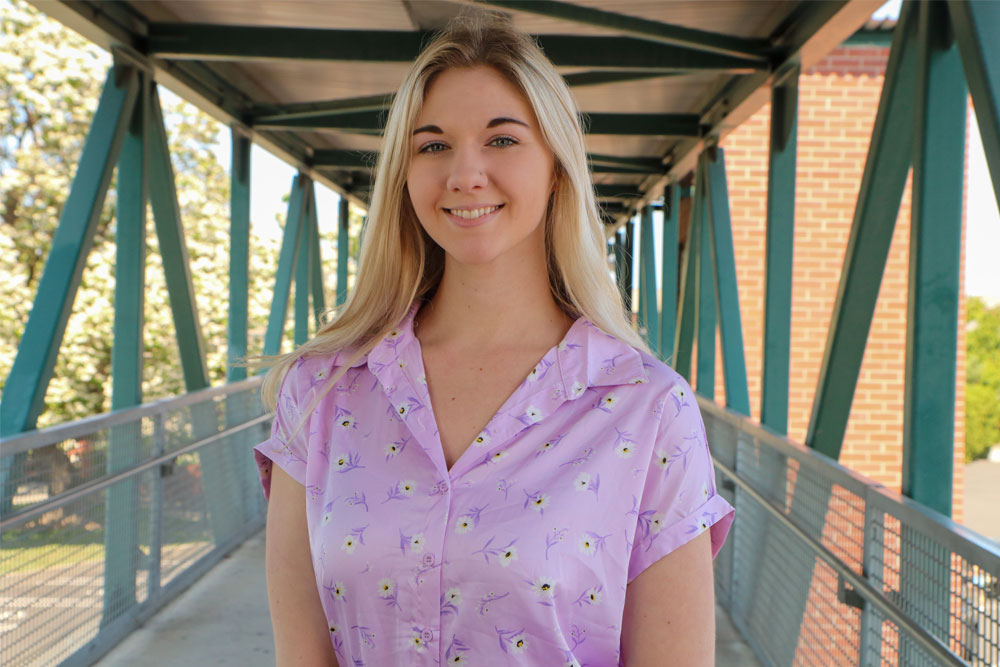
top-left (418, 142), bottom-right (447, 154)
top-left (490, 135), bottom-right (518, 148)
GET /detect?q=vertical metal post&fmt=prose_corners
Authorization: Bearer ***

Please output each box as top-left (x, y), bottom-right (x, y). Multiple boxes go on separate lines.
top-left (706, 148), bottom-right (751, 416)
top-left (336, 196), bottom-right (350, 306)
top-left (0, 65), bottom-right (138, 511)
top-left (227, 129), bottom-right (251, 383)
top-left (675, 180), bottom-right (700, 380)
top-left (308, 185), bottom-right (326, 327)
top-left (613, 229), bottom-right (628, 314)
top-left (103, 72), bottom-right (148, 627)
top-left (695, 157), bottom-right (716, 398)
top-left (294, 185), bottom-right (313, 346)
top-left (623, 218), bottom-right (635, 317)
top-left (659, 184), bottom-right (679, 364)
top-left (263, 174), bottom-right (307, 356)
top-left (640, 205), bottom-right (659, 354)
top-left (806, 3), bottom-right (919, 459)
top-left (761, 66), bottom-right (799, 433)
top-left (147, 411), bottom-right (166, 599)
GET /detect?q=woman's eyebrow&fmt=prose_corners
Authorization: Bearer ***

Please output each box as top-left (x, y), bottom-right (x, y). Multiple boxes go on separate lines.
top-left (412, 117), bottom-right (530, 136)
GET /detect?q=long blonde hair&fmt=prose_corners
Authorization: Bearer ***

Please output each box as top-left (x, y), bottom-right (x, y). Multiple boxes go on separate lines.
top-left (260, 11), bottom-right (648, 411)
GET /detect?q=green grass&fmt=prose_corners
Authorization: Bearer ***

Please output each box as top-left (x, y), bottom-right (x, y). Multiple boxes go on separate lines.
top-left (0, 543), bottom-right (105, 575)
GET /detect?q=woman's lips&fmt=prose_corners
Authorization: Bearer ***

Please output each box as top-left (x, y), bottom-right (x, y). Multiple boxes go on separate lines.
top-left (443, 204), bottom-right (505, 227)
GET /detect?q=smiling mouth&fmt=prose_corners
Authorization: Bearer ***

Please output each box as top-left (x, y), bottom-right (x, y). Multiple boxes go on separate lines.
top-left (444, 204), bottom-right (504, 220)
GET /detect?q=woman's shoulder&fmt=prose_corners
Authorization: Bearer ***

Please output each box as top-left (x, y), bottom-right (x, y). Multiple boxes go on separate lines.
top-left (633, 347), bottom-right (694, 398)
top-left (280, 347), bottom-right (370, 403)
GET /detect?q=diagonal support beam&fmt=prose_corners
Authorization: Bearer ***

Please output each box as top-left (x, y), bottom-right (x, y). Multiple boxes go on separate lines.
top-left (639, 205), bottom-right (660, 354)
top-left (674, 175), bottom-right (701, 380)
top-left (294, 184), bottom-right (314, 346)
top-left (806, 3), bottom-right (919, 459)
top-left (336, 195), bottom-right (350, 307)
top-left (705, 148), bottom-right (750, 416)
top-left (264, 174), bottom-right (308, 356)
top-left (695, 157), bottom-right (716, 399)
top-left (659, 184), bottom-right (680, 363)
top-left (474, 0), bottom-right (770, 61)
top-left (309, 186), bottom-right (326, 327)
top-left (228, 129), bottom-right (251, 382)
top-left (947, 0), bottom-right (1000, 209)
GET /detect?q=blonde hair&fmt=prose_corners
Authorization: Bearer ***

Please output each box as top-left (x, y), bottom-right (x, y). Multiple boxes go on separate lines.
top-left (260, 11), bottom-right (648, 411)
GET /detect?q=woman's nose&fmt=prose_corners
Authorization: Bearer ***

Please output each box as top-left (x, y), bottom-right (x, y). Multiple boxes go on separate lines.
top-left (446, 148), bottom-right (488, 192)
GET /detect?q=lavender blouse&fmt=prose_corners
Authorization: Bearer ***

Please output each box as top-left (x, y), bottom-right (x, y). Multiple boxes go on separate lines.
top-left (254, 302), bottom-right (734, 666)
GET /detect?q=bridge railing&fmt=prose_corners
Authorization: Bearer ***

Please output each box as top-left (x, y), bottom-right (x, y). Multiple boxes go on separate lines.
top-left (0, 377), bottom-right (270, 667)
top-left (703, 396), bottom-right (1000, 667)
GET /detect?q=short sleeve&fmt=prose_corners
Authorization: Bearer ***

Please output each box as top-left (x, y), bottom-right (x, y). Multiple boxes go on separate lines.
top-left (627, 376), bottom-right (735, 583)
top-left (253, 360), bottom-right (312, 499)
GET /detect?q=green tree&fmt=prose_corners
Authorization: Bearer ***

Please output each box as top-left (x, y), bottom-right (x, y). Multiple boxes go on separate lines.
top-left (0, 0), bottom-right (285, 428)
top-left (966, 296), bottom-right (1000, 461)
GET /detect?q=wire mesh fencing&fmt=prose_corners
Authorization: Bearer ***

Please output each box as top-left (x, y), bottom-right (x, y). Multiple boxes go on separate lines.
top-left (0, 377), bottom-right (270, 667)
top-left (701, 397), bottom-right (1000, 667)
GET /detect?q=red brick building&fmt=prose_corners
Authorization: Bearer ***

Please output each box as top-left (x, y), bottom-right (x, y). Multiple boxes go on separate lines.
top-left (709, 44), bottom-right (968, 522)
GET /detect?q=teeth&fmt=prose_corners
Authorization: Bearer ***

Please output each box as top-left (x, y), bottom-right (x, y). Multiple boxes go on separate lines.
top-left (448, 205), bottom-right (499, 220)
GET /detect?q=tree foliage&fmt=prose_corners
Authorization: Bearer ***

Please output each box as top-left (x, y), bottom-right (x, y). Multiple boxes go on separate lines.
top-left (0, 0), bottom-right (295, 428)
top-left (967, 296), bottom-right (1000, 461)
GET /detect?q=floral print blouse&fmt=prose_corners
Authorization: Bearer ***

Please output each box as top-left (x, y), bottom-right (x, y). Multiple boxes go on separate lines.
top-left (253, 301), bottom-right (734, 666)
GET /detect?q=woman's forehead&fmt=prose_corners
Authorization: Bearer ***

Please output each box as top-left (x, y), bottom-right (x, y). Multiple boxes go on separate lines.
top-left (415, 66), bottom-right (535, 128)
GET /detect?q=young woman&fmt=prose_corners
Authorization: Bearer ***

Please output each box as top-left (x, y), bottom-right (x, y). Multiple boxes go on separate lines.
top-left (255, 13), bottom-right (734, 667)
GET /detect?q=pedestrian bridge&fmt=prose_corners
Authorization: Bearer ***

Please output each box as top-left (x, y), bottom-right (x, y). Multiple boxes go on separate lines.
top-left (2, 1), bottom-right (1000, 665)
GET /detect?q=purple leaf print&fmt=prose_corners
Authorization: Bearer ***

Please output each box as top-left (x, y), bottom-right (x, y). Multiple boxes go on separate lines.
top-left (478, 591), bottom-right (511, 615)
top-left (522, 489), bottom-right (550, 514)
top-left (323, 579), bottom-right (347, 602)
top-left (385, 436), bottom-right (409, 462)
top-left (522, 357), bottom-right (555, 386)
top-left (445, 635), bottom-right (470, 660)
top-left (414, 555), bottom-right (442, 585)
top-left (671, 386), bottom-right (693, 416)
top-left (440, 591), bottom-right (460, 617)
top-left (333, 406), bottom-right (358, 430)
top-left (345, 491), bottom-right (369, 512)
top-left (569, 625), bottom-right (587, 651)
top-left (349, 525), bottom-right (368, 546)
top-left (333, 451), bottom-right (365, 474)
top-left (381, 481), bottom-right (416, 503)
top-left (613, 427), bottom-right (637, 448)
top-left (667, 442), bottom-right (693, 475)
top-left (585, 531), bottom-right (611, 553)
top-left (573, 584), bottom-right (604, 607)
top-left (496, 478), bottom-right (514, 500)
top-left (535, 433), bottom-right (566, 457)
top-left (545, 528), bottom-right (568, 560)
top-left (559, 447), bottom-right (594, 467)
top-left (472, 536), bottom-right (518, 564)
top-left (461, 504), bottom-right (489, 528)
top-left (588, 473), bottom-right (600, 500)
top-left (494, 625), bottom-right (527, 653)
top-left (352, 657), bottom-right (366, 666)
top-left (352, 625), bottom-right (376, 649)
top-left (600, 353), bottom-right (626, 375)
top-left (305, 484), bottom-right (323, 502)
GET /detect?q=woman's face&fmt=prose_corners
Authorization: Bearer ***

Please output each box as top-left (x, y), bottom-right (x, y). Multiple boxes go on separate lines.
top-left (406, 65), bottom-right (556, 267)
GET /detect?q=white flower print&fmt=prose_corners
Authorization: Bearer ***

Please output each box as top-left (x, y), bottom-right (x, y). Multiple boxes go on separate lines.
top-left (455, 518), bottom-right (473, 534)
top-left (537, 441), bottom-right (553, 454)
top-left (418, 373), bottom-right (427, 385)
top-left (601, 392), bottom-right (619, 410)
top-left (396, 403), bottom-right (410, 418)
top-left (445, 587), bottom-right (462, 606)
top-left (385, 442), bottom-right (402, 458)
top-left (654, 448), bottom-right (670, 469)
top-left (524, 405), bottom-right (542, 423)
top-left (500, 545), bottom-right (519, 567)
top-left (701, 481), bottom-right (710, 500)
top-left (387, 329), bottom-right (400, 340)
top-left (615, 442), bottom-right (635, 459)
top-left (527, 365), bottom-right (541, 382)
top-left (650, 512), bottom-right (666, 534)
top-left (410, 533), bottom-right (425, 553)
top-left (571, 381), bottom-right (585, 398)
top-left (338, 414), bottom-right (356, 429)
top-left (397, 359), bottom-right (407, 369)
top-left (574, 473), bottom-right (590, 491)
top-left (472, 432), bottom-right (491, 448)
top-left (630, 376), bottom-right (645, 384)
top-left (401, 480), bottom-right (416, 496)
top-left (332, 581), bottom-right (346, 600)
top-left (377, 578), bottom-right (395, 598)
top-left (489, 450), bottom-right (508, 464)
top-left (532, 577), bottom-right (555, 599)
top-left (528, 493), bottom-right (550, 513)
top-left (578, 536), bottom-right (596, 555)
top-left (342, 535), bottom-right (357, 554)
top-left (409, 630), bottom-right (427, 652)
top-left (510, 633), bottom-right (528, 654)
top-left (313, 367), bottom-right (328, 383)
top-left (322, 511), bottom-right (333, 525)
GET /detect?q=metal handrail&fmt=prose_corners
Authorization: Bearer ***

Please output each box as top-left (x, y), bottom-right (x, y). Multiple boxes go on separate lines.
top-left (0, 414), bottom-right (270, 530)
top-left (0, 375), bottom-right (264, 457)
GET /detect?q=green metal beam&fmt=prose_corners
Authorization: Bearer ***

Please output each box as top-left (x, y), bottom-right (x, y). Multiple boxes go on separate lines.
top-left (252, 93), bottom-right (393, 123)
top-left (706, 148), bottom-right (750, 416)
top-left (806, 3), bottom-right (918, 459)
top-left (312, 150), bottom-right (378, 169)
top-left (613, 232), bottom-right (628, 311)
top-left (336, 196), bottom-right (350, 307)
top-left (761, 67), bottom-right (799, 433)
top-left (903, 0), bottom-right (965, 518)
top-left (589, 153), bottom-right (664, 173)
top-left (475, 0), bottom-right (770, 61)
top-left (843, 29), bottom-right (895, 48)
top-left (148, 86), bottom-right (210, 391)
top-left (294, 184), bottom-right (313, 346)
top-left (674, 179), bottom-right (700, 380)
top-left (0, 66), bottom-right (138, 440)
top-left (639, 205), bottom-right (660, 355)
top-left (103, 73), bottom-right (149, 626)
top-left (638, 215), bottom-right (648, 344)
top-left (227, 129), bottom-right (251, 382)
top-left (562, 69), bottom-right (682, 87)
top-left (148, 24), bottom-right (766, 72)
top-left (695, 158), bottom-right (716, 399)
top-left (595, 184), bottom-right (642, 199)
top-left (264, 174), bottom-right (307, 357)
top-left (659, 184), bottom-right (680, 364)
top-left (308, 188), bottom-right (326, 328)
top-left (948, 0), bottom-right (1000, 209)
top-left (623, 219), bottom-right (635, 315)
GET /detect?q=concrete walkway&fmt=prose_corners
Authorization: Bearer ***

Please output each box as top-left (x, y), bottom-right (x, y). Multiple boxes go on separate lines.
top-left (96, 530), bottom-right (760, 666)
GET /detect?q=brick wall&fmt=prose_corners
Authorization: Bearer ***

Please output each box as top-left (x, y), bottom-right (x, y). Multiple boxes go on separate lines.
top-left (711, 45), bottom-right (967, 522)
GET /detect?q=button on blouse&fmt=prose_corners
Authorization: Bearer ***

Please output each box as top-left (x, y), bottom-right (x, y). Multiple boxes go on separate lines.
top-left (254, 302), bottom-right (734, 666)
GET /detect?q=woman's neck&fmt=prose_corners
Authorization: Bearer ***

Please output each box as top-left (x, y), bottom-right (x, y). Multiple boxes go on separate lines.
top-left (415, 254), bottom-right (573, 354)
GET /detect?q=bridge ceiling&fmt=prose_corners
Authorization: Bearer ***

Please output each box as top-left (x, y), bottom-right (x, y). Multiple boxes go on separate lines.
top-left (39, 0), bottom-right (881, 225)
